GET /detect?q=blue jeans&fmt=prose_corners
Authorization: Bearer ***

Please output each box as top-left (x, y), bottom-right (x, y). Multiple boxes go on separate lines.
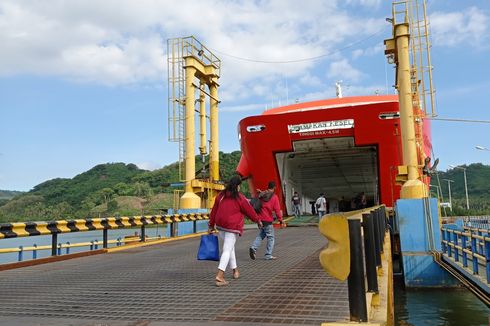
top-left (293, 204), bottom-right (301, 218)
top-left (318, 210), bottom-right (326, 219)
top-left (251, 224), bottom-right (275, 259)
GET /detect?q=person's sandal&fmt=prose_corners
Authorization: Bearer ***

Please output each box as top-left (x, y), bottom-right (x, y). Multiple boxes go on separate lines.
top-left (215, 279), bottom-right (229, 287)
top-left (233, 269), bottom-right (240, 279)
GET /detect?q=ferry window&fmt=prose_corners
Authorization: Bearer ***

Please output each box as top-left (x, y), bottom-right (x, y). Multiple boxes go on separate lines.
top-left (379, 112), bottom-right (400, 120)
top-left (246, 125), bottom-right (266, 132)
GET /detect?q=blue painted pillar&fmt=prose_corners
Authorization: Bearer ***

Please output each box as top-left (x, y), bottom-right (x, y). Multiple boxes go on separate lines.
top-left (396, 198), bottom-right (458, 287)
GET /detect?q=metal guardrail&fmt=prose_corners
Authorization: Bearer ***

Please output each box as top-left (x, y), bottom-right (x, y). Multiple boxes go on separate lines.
top-left (441, 224), bottom-right (490, 284)
top-left (462, 216), bottom-right (490, 230)
top-left (0, 236), bottom-right (159, 262)
top-left (348, 206), bottom-right (388, 322)
top-left (319, 206), bottom-right (389, 323)
top-left (0, 214), bottom-right (209, 259)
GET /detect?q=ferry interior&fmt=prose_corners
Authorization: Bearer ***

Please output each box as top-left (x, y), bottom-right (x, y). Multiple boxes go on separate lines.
top-left (276, 137), bottom-right (379, 215)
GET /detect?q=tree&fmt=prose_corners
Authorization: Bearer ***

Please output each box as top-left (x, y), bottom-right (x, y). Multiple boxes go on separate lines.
top-left (50, 202), bottom-right (73, 220)
top-left (0, 195), bottom-right (45, 223)
top-left (97, 188), bottom-right (115, 204)
top-left (24, 202), bottom-right (49, 221)
top-left (133, 182), bottom-right (152, 198)
top-left (107, 200), bottom-right (118, 213)
top-left (114, 182), bottom-right (132, 196)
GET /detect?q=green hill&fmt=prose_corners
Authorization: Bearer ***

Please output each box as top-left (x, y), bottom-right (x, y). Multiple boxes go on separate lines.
top-left (430, 163), bottom-right (490, 215)
top-left (0, 151), bottom-right (243, 223)
top-left (0, 190), bottom-right (24, 200)
top-left (2, 155), bottom-right (488, 223)
top-left (31, 163), bottom-right (146, 207)
top-left (0, 190), bottom-right (24, 208)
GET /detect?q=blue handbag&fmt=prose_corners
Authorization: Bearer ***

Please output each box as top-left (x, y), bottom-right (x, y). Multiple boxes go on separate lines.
top-left (197, 234), bottom-right (220, 261)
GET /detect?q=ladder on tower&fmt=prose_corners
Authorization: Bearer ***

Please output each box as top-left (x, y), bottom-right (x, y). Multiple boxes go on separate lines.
top-left (167, 38), bottom-right (187, 181)
top-left (408, 0), bottom-right (437, 117)
top-left (392, 0), bottom-right (436, 118)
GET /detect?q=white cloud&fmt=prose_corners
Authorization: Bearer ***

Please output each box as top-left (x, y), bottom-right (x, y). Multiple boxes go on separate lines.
top-left (136, 161), bottom-right (161, 171)
top-left (327, 59), bottom-right (364, 82)
top-left (343, 84), bottom-right (389, 96)
top-left (0, 0), bottom-right (384, 88)
top-left (0, 0), bottom-right (410, 112)
top-left (346, 0), bottom-right (382, 8)
top-left (299, 74), bottom-right (325, 88)
top-left (220, 103), bottom-right (266, 113)
top-left (430, 7), bottom-right (489, 47)
top-left (0, 1), bottom-right (166, 85)
top-left (301, 83), bottom-right (387, 102)
top-left (61, 35), bottom-right (165, 85)
top-left (351, 43), bottom-right (384, 59)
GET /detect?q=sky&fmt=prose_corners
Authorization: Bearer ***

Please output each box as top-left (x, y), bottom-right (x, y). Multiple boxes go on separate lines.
top-left (1, 0), bottom-right (489, 192)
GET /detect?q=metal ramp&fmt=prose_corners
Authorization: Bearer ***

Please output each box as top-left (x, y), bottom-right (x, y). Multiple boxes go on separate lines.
top-left (0, 227), bottom-right (350, 326)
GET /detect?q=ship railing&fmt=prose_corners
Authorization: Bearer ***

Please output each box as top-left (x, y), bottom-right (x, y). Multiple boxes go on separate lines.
top-left (0, 214), bottom-right (209, 263)
top-left (318, 205), bottom-right (390, 323)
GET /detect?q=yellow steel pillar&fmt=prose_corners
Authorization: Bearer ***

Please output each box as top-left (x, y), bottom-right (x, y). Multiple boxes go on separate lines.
top-left (198, 80), bottom-right (207, 157)
top-left (386, 21), bottom-right (426, 199)
top-left (198, 79), bottom-right (210, 209)
top-left (207, 81), bottom-right (220, 208)
top-left (209, 81), bottom-right (219, 182)
top-left (181, 62), bottom-right (201, 209)
top-left (168, 37), bottom-right (223, 210)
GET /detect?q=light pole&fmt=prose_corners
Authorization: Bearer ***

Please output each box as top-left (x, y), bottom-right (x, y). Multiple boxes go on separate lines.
top-left (442, 179), bottom-right (454, 211)
top-left (429, 184), bottom-right (446, 216)
top-left (429, 184), bottom-right (441, 200)
top-left (476, 145), bottom-right (490, 151)
top-left (449, 165), bottom-right (470, 210)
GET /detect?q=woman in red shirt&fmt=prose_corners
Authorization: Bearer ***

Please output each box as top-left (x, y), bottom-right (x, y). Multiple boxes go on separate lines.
top-left (209, 175), bottom-right (262, 286)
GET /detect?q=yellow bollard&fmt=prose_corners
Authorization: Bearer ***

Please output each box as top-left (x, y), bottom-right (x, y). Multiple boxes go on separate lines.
top-left (318, 215), bottom-right (350, 281)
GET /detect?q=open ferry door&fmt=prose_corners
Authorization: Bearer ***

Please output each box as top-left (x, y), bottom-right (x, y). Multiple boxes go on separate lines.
top-left (275, 137), bottom-right (379, 216)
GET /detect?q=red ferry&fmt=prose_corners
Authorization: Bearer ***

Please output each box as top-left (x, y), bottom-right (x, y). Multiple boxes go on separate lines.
top-left (236, 95), bottom-right (428, 215)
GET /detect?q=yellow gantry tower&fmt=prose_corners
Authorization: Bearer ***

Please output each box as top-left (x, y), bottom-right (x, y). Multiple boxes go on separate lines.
top-left (167, 37), bottom-right (223, 209)
top-left (384, 0), bottom-right (435, 199)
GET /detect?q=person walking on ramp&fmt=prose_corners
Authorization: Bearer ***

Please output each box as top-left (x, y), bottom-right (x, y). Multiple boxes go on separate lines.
top-left (291, 191), bottom-right (302, 219)
top-left (315, 193), bottom-right (327, 220)
top-left (249, 181), bottom-right (285, 260)
top-left (208, 175), bottom-right (262, 286)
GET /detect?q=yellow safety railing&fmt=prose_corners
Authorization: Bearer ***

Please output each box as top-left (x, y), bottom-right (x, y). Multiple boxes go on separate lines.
top-left (0, 214), bottom-right (209, 262)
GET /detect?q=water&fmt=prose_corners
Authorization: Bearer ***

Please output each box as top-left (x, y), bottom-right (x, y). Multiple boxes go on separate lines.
top-left (395, 281), bottom-right (490, 326)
